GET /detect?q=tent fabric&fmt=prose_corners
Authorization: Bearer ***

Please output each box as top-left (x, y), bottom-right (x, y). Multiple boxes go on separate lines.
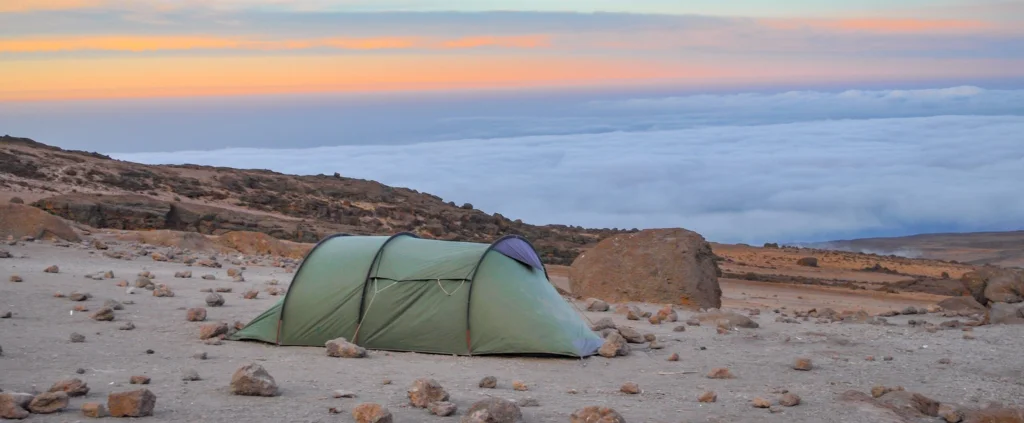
top-left (230, 233), bottom-right (602, 357)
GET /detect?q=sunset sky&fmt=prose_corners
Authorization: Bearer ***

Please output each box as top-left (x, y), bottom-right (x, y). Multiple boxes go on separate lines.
top-left (2, 0), bottom-right (1023, 100)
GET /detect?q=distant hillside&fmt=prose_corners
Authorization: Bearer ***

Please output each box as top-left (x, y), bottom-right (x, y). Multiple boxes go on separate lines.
top-left (810, 231), bottom-right (1024, 268)
top-left (0, 135), bottom-right (627, 264)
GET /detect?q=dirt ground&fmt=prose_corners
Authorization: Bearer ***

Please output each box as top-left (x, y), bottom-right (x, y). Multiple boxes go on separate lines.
top-left (2, 240), bottom-right (1023, 422)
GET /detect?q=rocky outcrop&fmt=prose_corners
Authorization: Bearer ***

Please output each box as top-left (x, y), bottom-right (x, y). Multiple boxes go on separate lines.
top-left (569, 228), bottom-right (722, 308)
top-left (0, 203), bottom-right (80, 242)
top-left (960, 268), bottom-right (1024, 306)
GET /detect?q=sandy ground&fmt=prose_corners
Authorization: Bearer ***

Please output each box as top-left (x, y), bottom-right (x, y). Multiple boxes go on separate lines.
top-left (2, 240), bottom-right (1023, 422)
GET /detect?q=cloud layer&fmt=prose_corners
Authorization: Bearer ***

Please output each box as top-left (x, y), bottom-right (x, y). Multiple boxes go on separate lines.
top-left (108, 87), bottom-right (1024, 244)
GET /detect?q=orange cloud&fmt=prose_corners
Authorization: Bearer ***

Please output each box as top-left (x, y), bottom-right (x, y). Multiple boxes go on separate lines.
top-left (0, 35), bottom-right (552, 53)
top-left (762, 18), bottom-right (993, 33)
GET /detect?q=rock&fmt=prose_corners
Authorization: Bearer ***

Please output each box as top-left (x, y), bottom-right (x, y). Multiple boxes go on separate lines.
top-left (753, 397), bottom-right (772, 408)
top-left (229, 363), bottom-right (279, 396)
top-left (626, 308), bottom-right (642, 320)
top-left (0, 311), bottom-right (9, 318)
top-left (667, 352), bottom-right (680, 361)
top-left (134, 276), bottom-right (154, 288)
top-left (590, 317), bottom-right (616, 331)
top-left (512, 380), bottom-right (528, 391)
top-left (938, 296), bottom-right (986, 314)
top-left (779, 393), bottom-right (801, 407)
top-left (617, 326), bottom-right (646, 343)
top-left (119, 321), bottom-right (135, 330)
top-left (939, 404), bottom-right (965, 423)
top-left (69, 291), bottom-right (89, 301)
top-left (586, 298), bottom-right (610, 312)
top-left (181, 369), bottom-right (201, 381)
top-left (620, 382), bottom-right (640, 394)
top-left (72, 304), bottom-right (89, 312)
top-left (696, 310), bottom-right (759, 329)
top-left (643, 333), bottom-right (657, 342)
top-left (215, 287), bottom-right (232, 293)
top-left (325, 337), bottom-right (367, 358)
top-left (656, 305), bottom-right (678, 322)
top-left (963, 407), bottom-right (1024, 423)
top-left (193, 352), bottom-right (208, 360)
top-left (479, 376), bottom-right (497, 389)
top-left (876, 390), bottom-right (940, 419)
top-left (796, 257), bottom-right (818, 267)
top-left (0, 393), bottom-right (30, 420)
top-left (793, 357), bottom-right (813, 371)
top-left (202, 274), bottom-right (216, 280)
top-left (28, 391), bottom-right (68, 414)
top-left (91, 306), bottom-right (115, 321)
top-left (205, 293), bottom-right (225, 307)
top-left (430, 401), bottom-right (458, 416)
top-left (153, 285), bottom-right (174, 297)
top-left (569, 406), bottom-right (624, 423)
top-left (82, 402), bottom-right (107, 418)
top-left (233, 275), bottom-right (245, 282)
top-left (463, 398), bottom-right (523, 423)
top-left (352, 403), bottom-right (393, 423)
top-left (103, 299), bottom-right (124, 310)
top-left (130, 375), bottom-right (151, 385)
top-left (70, 332), bottom-right (86, 342)
top-left (8, 275), bottom-right (21, 282)
top-left (227, 268), bottom-right (241, 277)
top-left (44, 265), bottom-right (59, 273)
top-left (174, 270), bottom-right (192, 278)
top-left (49, 378), bottom-right (89, 396)
top-left (983, 271), bottom-right (1024, 304)
top-left (408, 378), bottom-right (449, 408)
top-left (243, 289), bottom-right (258, 299)
top-left (199, 322), bottom-right (229, 340)
top-left (107, 389), bottom-right (156, 417)
top-left (186, 307), bottom-right (207, 322)
top-left (989, 302), bottom-right (1024, 325)
top-left (598, 332), bottom-right (630, 357)
top-left (672, 325), bottom-right (686, 332)
top-left (569, 228), bottom-right (722, 308)
top-left (706, 368), bottom-right (734, 379)
top-left (686, 318), bottom-right (701, 326)
top-left (698, 391), bottom-right (717, 403)
top-left (902, 306), bottom-right (919, 315)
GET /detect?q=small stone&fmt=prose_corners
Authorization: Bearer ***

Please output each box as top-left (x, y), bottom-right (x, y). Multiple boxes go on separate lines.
top-left (44, 265), bottom-right (59, 273)
top-left (202, 274), bottom-right (216, 280)
top-left (382, 378), bottom-right (392, 385)
top-left (200, 288), bottom-right (212, 293)
top-left (569, 406), bottom-right (624, 423)
top-left (325, 337), bottom-right (367, 358)
top-left (103, 299), bottom-right (124, 310)
top-left (9, 275), bottom-right (22, 282)
top-left (69, 291), bottom-right (89, 301)
top-left (130, 375), bottom-right (151, 385)
top-left (866, 355), bottom-right (876, 361)
top-left (227, 268), bottom-right (241, 277)
top-left (698, 391), bottom-right (717, 403)
top-left (429, 401), bottom-right (458, 416)
top-left (479, 376), bottom-right (497, 389)
top-left (174, 271), bottom-right (192, 278)
top-left (119, 321), bottom-right (135, 331)
top-left (707, 367), bottom-right (734, 379)
top-left (107, 389), bottom-right (156, 417)
top-left (215, 287), bottom-right (232, 293)
top-left (82, 402), bottom-right (106, 418)
top-left (518, 398), bottom-right (540, 407)
top-left (938, 358), bottom-right (952, 364)
top-left (49, 378), bottom-right (89, 397)
top-left (1, 311), bottom-right (11, 318)
top-left (752, 397), bottom-right (772, 408)
top-left (53, 291), bottom-right (65, 297)
top-left (673, 325), bottom-right (686, 332)
top-left (145, 349), bottom-right (154, 354)
top-left (70, 332), bottom-right (86, 343)
top-left (1, 394), bottom-right (30, 419)
top-left (779, 393), bottom-right (801, 407)
top-left (199, 322), bottom-right (229, 340)
top-left (193, 352), bottom-right (208, 360)
top-left (963, 333), bottom-right (976, 340)
top-left (204, 338), bottom-right (223, 345)
top-left (331, 390), bottom-right (357, 398)
top-left (29, 391), bottom-right (69, 414)
top-left (153, 285), bottom-right (174, 297)
top-left (243, 289), bottom-right (258, 299)
top-left (792, 357), bottom-right (813, 371)
top-left (76, 368), bottom-right (86, 374)
top-left (408, 379), bottom-right (449, 407)
top-left (513, 380), bottom-right (528, 391)
top-left (465, 398), bottom-right (524, 423)
top-left (73, 305), bottom-right (88, 312)
top-left (620, 382), bottom-right (640, 394)
top-left (938, 404), bottom-right (965, 423)
top-left (181, 369), bottom-right (201, 381)
top-left (229, 363), bottom-right (279, 396)
top-left (186, 308), bottom-right (207, 322)
top-left (134, 276), bottom-right (153, 288)
top-left (585, 298), bottom-right (610, 312)
top-left (649, 339), bottom-right (664, 349)
top-left (598, 332), bottom-right (630, 357)
top-left (667, 352), bottom-right (680, 361)
top-left (90, 307), bottom-right (115, 321)
top-left (233, 275), bottom-right (245, 282)
top-left (686, 318), bottom-right (701, 326)
top-left (883, 356), bottom-right (894, 361)
top-left (352, 403), bottom-right (393, 423)
top-left (205, 293), bottom-right (225, 307)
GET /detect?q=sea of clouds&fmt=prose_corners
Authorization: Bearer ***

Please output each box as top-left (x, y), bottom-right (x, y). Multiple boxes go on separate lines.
top-left (109, 86), bottom-right (1024, 244)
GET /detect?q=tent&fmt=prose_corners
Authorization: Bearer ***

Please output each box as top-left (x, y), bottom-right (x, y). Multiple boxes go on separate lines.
top-left (230, 233), bottom-right (602, 357)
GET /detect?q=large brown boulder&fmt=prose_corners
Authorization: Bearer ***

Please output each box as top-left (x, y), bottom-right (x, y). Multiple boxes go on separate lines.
top-left (0, 203), bottom-right (80, 242)
top-left (569, 228), bottom-right (721, 309)
top-left (960, 268), bottom-right (1024, 305)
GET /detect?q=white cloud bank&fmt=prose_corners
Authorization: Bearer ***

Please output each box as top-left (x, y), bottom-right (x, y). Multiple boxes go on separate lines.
top-left (113, 112), bottom-right (1024, 244)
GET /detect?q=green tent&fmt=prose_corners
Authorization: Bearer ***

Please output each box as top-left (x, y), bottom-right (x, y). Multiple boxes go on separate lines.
top-left (230, 233), bottom-right (602, 357)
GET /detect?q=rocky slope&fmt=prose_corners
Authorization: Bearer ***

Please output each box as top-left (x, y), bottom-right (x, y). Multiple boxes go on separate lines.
top-left (0, 135), bottom-right (625, 264)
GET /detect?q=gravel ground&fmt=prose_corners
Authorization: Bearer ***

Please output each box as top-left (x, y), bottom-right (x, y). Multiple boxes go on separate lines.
top-left (2, 240), bottom-right (1022, 422)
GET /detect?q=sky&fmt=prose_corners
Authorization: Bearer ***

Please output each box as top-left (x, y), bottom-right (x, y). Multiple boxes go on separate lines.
top-left (2, 1), bottom-right (1024, 244)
